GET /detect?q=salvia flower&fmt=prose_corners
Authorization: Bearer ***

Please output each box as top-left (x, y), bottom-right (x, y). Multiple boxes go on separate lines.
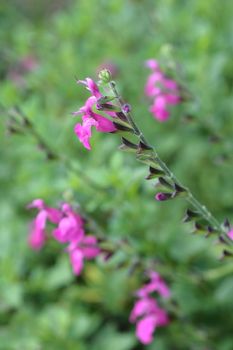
top-left (27, 200), bottom-right (100, 275)
top-left (68, 235), bottom-right (100, 275)
top-left (145, 59), bottom-right (181, 122)
top-left (73, 78), bottom-right (117, 150)
top-left (27, 199), bottom-right (61, 250)
top-left (130, 270), bottom-right (170, 345)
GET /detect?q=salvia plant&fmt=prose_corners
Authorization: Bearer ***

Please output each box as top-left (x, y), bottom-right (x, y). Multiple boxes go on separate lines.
top-left (7, 59), bottom-right (233, 346)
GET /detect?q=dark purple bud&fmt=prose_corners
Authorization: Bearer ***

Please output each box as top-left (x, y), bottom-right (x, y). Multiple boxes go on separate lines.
top-left (122, 103), bottom-right (131, 114)
top-left (155, 192), bottom-right (172, 201)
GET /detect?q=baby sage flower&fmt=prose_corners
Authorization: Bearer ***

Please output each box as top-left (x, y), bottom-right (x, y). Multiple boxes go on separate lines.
top-left (27, 200), bottom-right (100, 275)
top-left (73, 78), bottom-right (117, 150)
top-left (145, 59), bottom-right (181, 122)
top-left (130, 270), bottom-right (170, 345)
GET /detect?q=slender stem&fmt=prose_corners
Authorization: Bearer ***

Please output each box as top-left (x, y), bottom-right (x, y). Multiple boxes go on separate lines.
top-left (203, 263), bottom-right (233, 281)
top-left (109, 80), bottom-right (232, 245)
top-left (26, 120), bottom-right (109, 194)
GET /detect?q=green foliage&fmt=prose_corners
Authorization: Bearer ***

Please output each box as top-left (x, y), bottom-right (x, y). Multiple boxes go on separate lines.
top-left (0, 0), bottom-right (233, 349)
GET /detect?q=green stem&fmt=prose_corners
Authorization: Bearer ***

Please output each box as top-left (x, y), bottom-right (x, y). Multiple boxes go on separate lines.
top-left (109, 80), bottom-right (232, 246)
top-left (203, 263), bottom-right (233, 280)
top-left (27, 120), bottom-right (109, 194)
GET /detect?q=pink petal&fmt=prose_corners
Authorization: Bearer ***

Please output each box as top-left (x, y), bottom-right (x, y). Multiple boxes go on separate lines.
top-left (81, 235), bottom-right (100, 259)
top-left (129, 298), bottom-right (158, 323)
top-left (164, 93), bottom-right (180, 105)
top-left (46, 207), bottom-right (62, 224)
top-left (28, 223), bottom-right (46, 250)
top-left (27, 198), bottom-right (44, 210)
top-left (70, 249), bottom-right (84, 275)
top-left (136, 315), bottom-right (157, 345)
top-left (78, 78), bottom-right (101, 98)
top-left (162, 77), bottom-right (178, 90)
top-left (93, 114), bottom-right (116, 132)
top-left (150, 96), bottom-right (170, 122)
top-left (144, 72), bottom-right (163, 97)
top-left (74, 117), bottom-right (98, 150)
top-left (35, 210), bottom-right (47, 230)
top-left (53, 214), bottom-right (84, 243)
top-left (145, 59), bottom-right (160, 71)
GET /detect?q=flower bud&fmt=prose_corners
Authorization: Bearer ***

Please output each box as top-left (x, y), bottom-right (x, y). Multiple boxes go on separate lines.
top-left (122, 103), bottom-right (131, 114)
top-left (155, 192), bottom-right (172, 201)
top-left (98, 69), bottom-right (112, 84)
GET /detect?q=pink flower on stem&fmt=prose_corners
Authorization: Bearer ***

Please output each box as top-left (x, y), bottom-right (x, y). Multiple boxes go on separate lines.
top-left (77, 78), bottom-right (102, 98)
top-left (150, 96), bottom-right (170, 122)
top-left (145, 59), bottom-right (181, 122)
top-left (27, 200), bottom-right (100, 276)
top-left (74, 116), bottom-right (98, 150)
top-left (52, 203), bottom-right (84, 243)
top-left (68, 235), bottom-right (100, 276)
top-left (136, 270), bottom-right (171, 299)
top-left (73, 78), bottom-right (116, 150)
top-left (27, 199), bottom-right (61, 250)
top-left (130, 270), bottom-right (170, 345)
top-left (145, 59), bottom-right (160, 71)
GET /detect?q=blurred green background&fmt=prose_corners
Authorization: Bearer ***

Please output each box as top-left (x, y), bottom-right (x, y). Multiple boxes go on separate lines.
top-left (1, 0), bottom-right (233, 349)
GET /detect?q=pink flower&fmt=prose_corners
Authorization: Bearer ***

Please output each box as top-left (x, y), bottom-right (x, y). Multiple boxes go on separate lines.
top-left (52, 203), bottom-right (84, 243)
top-left (150, 96), bottom-right (170, 122)
top-left (136, 315), bottom-right (157, 345)
top-left (130, 270), bottom-right (170, 345)
top-left (145, 59), bottom-right (160, 71)
top-left (145, 72), bottom-right (163, 97)
top-left (77, 78), bottom-right (102, 98)
top-left (74, 116), bottom-right (98, 150)
top-left (227, 229), bottom-right (233, 240)
top-left (68, 235), bottom-right (100, 275)
top-left (73, 79), bottom-right (116, 150)
top-left (136, 271), bottom-right (171, 299)
top-left (27, 199), bottom-right (61, 250)
top-left (145, 59), bottom-right (181, 122)
top-left (129, 297), bottom-right (159, 323)
top-left (28, 210), bottom-right (47, 250)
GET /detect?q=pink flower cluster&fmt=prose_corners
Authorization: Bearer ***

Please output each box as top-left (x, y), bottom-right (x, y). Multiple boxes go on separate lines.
top-left (73, 78), bottom-right (117, 150)
top-left (145, 59), bottom-right (181, 122)
top-left (27, 199), bottom-right (100, 275)
top-left (129, 270), bottom-right (170, 345)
